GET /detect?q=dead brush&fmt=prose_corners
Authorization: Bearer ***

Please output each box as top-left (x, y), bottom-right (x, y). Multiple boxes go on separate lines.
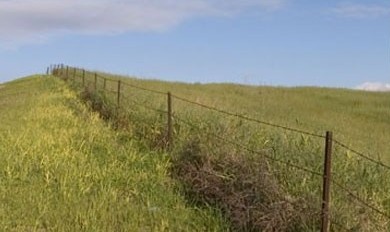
top-left (172, 138), bottom-right (320, 231)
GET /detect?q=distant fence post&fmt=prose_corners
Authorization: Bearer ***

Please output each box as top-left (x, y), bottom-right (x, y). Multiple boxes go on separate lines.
top-left (94, 73), bottom-right (97, 91)
top-left (82, 69), bottom-right (85, 86)
top-left (73, 68), bottom-right (76, 80)
top-left (117, 80), bottom-right (121, 108)
top-left (59, 64), bottom-right (63, 77)
top-left (167, 92), bottom-right (173, 150)
top-left (66, 66), bottom-right (69, 79)
top-left (46, 67), bottom-right (49, 75)
top-left (321, 131), bottom-right (333, 232)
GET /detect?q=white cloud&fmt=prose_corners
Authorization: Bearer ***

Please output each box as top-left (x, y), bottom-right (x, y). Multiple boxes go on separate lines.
top-left (0, 0), bottom-right (285, 48)
top-left (332, 3), bottom-right (390, 18)
top-left (356, 82), bottom-right (390, 92)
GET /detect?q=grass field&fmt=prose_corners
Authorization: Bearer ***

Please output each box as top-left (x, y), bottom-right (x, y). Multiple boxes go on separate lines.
top-left (0, 76), bottom-right (226, 231)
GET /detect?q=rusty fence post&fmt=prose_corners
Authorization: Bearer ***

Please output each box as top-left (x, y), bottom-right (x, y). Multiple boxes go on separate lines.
top-left (167, 92), bottom-right (173, 150)
top-left (82, 69), bottom-right (85, 86)
top-left (321, 131), bottom-right (333, 232)
top-left (59, 64), bottom-right (63, 77)
top-left (117, 80), bottom-right (121, 108)
top-left (94, 73), bottom-right (97, 91)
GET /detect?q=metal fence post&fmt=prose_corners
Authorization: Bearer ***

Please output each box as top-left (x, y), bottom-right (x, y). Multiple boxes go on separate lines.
top-left (94, 73), bottom-right (97, 91)
top-left (167, 92), bottom-right (173, 150)
top-left (117, 80), bottom-right (121, 108)
top-left (82, 69), bottom-right (85, 86)
top-left (321, 131), bottom-right (333, 232)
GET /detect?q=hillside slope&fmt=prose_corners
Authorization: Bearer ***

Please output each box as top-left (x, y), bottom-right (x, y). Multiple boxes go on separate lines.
top-left (0, 76), bottom-right (226, 231)
top-left (58, 67), bottom-right (390, 231)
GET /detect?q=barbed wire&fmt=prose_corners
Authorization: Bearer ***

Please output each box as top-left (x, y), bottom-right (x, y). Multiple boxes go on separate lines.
top-left (334, 139), bottom-right (390, 170)
top-left (120, 93), bottom-right (168, 115)
top-left (121, 81), bottom-right (166, 95)
top-left (171, 94), bottom-right (325, 139)
top-left (173, 114), bottom-right (324, 177)
top-left (332, 179), bottom-right (390, 220)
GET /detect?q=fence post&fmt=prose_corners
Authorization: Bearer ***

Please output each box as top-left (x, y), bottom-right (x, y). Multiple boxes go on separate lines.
top-left (103, 78), bottom-right (106, 90)
top-left (321, 131), bottom-right (333, 232)
top-left (59, 64), bottom-right (63, 77)
top-left (82, 69), bottom-right (85, 86)
top-left (167, 92), bottom-right (173, 150)
top-left (66, 66), bottom-right (69, 79)
top-left (94, 73), bottom-right (97, 91)
top-left (117, 80), bottom-right (121, 108)
top-left (46, 67), bottom-right (49, 75)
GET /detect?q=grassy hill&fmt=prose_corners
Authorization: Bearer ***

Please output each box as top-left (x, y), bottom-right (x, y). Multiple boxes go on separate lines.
top-left (0, 76), bottom-right (226, 231)
top-left (1, 67), bottom-right (390, 231)
top-left (57, 67), bottom-right (390, 231)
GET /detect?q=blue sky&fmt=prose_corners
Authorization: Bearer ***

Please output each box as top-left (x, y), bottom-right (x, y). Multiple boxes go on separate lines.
top-left (0, 0), bottom-right (389, 90)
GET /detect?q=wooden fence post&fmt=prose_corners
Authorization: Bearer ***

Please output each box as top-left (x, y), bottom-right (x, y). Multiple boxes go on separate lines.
top-left (321, 131), bottom-right (333, 232)
top-left (167, 92), bottom-right (173, 150)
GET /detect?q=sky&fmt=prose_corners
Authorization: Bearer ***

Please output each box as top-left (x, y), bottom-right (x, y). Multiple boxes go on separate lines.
top-left (0, 0), bottom-right (389, 90)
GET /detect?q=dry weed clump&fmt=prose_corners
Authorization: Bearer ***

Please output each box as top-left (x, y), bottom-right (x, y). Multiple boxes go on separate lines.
top-left (172, 139), bottom-right (319, 231)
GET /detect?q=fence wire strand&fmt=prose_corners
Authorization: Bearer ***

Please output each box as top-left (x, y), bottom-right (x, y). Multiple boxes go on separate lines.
top-left (332, 180), bottom-right (390, 220)
top-left (122, 81), bottom-right (166, 95)
top-left (171, 94), bottom-right (325, 139)
top-left (173, 114), bottom-right (324, 177)
top-left (334, 139), bottom-right (390, 170)
top-left (120, 93), bottom-right (168, 114)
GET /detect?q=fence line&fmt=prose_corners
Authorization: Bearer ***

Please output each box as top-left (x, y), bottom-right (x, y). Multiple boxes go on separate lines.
top-left (65, 67), bottom-right (388, 170)
top-left (50, 64), bottom-right (389, 232)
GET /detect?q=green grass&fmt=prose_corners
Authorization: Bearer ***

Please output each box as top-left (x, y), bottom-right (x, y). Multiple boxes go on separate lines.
top-left (0, 76), bottom-right (227, 231)
top-left (61, 67), bottom-right (390, 231)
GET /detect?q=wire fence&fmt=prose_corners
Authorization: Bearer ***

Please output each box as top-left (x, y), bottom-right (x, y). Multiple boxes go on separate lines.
top-left (49, 64), bottom-right (390, 232)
